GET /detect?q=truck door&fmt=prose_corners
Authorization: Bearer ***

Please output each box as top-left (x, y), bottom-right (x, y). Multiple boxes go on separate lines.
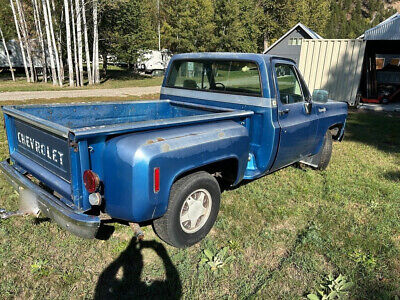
top-left (271, 60), bottom-right (318, 170)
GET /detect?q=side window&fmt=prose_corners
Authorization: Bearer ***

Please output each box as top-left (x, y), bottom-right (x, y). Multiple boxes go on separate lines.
top-left (275, 64), bottom-right (304, 104)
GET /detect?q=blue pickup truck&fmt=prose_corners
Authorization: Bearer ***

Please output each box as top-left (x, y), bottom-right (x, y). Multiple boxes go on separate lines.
top-left (0, 53), bottom-right (347, 248)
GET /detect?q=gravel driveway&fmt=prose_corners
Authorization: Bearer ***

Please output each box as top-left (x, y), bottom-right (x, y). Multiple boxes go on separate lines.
top-left (0, 86), bottom-right (160, 101)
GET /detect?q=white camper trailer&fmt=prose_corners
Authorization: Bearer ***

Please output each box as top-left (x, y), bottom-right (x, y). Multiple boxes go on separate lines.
top-left (137, 50), bottom-right (172, 76)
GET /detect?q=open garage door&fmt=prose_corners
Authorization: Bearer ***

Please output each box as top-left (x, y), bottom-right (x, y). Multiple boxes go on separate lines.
top-left (298, 39), bottom-right (366, 105)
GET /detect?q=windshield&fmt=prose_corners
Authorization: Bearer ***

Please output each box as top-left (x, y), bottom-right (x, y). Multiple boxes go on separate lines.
top-left (166, 60), bottom-right (262, 97)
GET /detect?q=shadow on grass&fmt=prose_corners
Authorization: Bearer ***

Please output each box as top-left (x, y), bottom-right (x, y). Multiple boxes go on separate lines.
top-left (345, 110), bottom-right (400, 155)
top-left (94, 238), bottom-right (182, 300)
top-left (384, 171), bottom-right (400, 182)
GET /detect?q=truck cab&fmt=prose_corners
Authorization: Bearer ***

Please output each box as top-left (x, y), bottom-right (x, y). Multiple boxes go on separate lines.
top-left (0, 53), bottom-right (347, 248)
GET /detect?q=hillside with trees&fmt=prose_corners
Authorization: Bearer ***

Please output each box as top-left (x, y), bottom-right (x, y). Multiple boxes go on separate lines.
top-left (0, 0), bottom-right (398, 86)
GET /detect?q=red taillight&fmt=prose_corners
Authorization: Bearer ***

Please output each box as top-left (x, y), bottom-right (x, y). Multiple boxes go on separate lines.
top-left (154, 167), bottom-right (160, 193)
top-left (83, 170), bottom-right (100, 193)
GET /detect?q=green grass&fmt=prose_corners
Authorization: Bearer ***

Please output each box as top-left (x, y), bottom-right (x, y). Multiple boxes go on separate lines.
top-left (0, 105), bottom-right (399, 299)
top-left (0, 67), bottom-right (163, 92)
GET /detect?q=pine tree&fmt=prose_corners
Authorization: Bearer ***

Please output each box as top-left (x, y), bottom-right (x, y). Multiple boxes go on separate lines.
top-left (162, 0), bottom-right (215, 53)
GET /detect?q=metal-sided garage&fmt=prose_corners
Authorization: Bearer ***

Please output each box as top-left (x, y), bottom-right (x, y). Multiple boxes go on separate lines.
top-left (298, 13), bottom-right (400, 106)
top-left (359, 13), bottom-right (400, 104)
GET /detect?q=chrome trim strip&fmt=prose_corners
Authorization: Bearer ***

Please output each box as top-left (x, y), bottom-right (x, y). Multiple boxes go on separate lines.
top-left (0, 160), bottom-right (99, 239)
top-left (2, 107), bottom-right (70, 138)
top-left (161, 87), bottom-right (273, 108)
top-left (72, 109), bottom-right (254, 139)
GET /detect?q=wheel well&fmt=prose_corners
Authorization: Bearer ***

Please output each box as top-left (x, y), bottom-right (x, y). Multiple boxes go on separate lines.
top-left (174, 158), bottom-right (239, 187)
top-left (329, 123), bottom-right (343, 140)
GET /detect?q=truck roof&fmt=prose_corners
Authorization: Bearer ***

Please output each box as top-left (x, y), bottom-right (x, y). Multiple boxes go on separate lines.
top-left (170, 52), bottom-right (295, 64)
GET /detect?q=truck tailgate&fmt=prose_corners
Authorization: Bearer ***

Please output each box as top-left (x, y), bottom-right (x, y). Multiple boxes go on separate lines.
top-left (13, 119), bottom-right (71, 182)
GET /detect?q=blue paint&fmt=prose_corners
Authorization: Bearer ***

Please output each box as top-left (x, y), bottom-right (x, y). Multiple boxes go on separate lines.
top-left (0, 53), bottom-right (347, 234)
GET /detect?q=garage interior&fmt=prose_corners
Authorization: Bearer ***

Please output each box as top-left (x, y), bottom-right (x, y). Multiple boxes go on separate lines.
top-left (361, 40), bottom-right (400, 104)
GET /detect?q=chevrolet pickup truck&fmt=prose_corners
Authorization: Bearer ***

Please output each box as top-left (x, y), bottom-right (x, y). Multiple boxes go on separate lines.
top-left (0, 53), bottom-right (347, 248)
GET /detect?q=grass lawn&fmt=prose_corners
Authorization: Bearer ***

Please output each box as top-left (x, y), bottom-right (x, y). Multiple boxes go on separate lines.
top-left (0, 67), bottom-right (163, 92)
top-left (0, 102), bottom-right (399, 299)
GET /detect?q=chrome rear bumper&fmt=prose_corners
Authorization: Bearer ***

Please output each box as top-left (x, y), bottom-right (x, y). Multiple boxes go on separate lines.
top-left (0, 160), bottom-right (100, 239)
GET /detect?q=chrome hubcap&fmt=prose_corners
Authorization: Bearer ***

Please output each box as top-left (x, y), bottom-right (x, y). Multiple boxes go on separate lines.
top-left (179, 189), bottom-right (212, 234)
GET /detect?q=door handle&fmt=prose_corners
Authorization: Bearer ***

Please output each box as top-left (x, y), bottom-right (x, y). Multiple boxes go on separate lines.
top-left (279, 108), bottom-right (290, 116)
top-left (318, 107), bottom-right (326, 113)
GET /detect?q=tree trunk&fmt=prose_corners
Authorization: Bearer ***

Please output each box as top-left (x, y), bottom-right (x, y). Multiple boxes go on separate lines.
top-left (64, 0), bottom-right (74, 87)
top-left (58, 11), bottom-right (64, 82)
top-left (263, 33), bottom-right (268, 53)
top-left (81, 0), bottom-right (92, 85)
top-left (15, 0), bottom-right (36, 82)
top-left (9, 0), bottom-right (30, 82)
top-left (41, 0), bottom-right (57, 85)
top-left (70, 0), bottom-right (79, 86)
top-left (92, 0), bottom-right (99, 84)
top-left (46, 0), bottom-right (62, 86)
top-left (75, 0), bottom-right (84, 86)
top-left (0, 27), bottom-right (15, 81)
top-left (102, 51), bottom-right (107, 77)
top-left (32, 0), bottom-right (47, 82)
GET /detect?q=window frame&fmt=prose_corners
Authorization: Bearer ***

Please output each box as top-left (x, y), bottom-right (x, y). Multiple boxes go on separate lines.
top-left (273, 62), bottom-right (307, 106)
top-left (166, 59), bottom-right (264, 98)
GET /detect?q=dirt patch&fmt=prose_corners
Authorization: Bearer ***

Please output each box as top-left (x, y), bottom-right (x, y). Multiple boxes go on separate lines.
top-left (0, 86), bottom-right (160, 101)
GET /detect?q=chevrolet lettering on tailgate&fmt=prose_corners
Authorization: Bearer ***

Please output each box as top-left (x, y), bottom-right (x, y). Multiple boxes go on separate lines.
top-left (14, 119), bottom-right (71, 181)
top-left (17, 132), bottom-right (65, 166)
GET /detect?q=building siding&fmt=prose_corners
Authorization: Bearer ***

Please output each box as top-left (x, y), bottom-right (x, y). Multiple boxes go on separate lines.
top-left (266, 27), bottom-right (311, 65)
top-left (298, 39), bottom-right (366, 105)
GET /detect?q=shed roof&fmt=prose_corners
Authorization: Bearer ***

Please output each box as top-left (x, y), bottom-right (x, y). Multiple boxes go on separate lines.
top-left (263, 22), bottom-right (323, 54)
top-left (361, 13), bottom-right (400, 40)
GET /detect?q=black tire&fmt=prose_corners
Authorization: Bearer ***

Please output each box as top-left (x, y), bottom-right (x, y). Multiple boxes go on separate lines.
top-left (316, 131), bottom-right (333, 170)
top-left (153, 171), bottom-right (221, 248)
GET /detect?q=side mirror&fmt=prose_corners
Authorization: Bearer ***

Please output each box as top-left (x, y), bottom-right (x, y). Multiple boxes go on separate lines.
top-left (312, 89), bottom-right (329, 103)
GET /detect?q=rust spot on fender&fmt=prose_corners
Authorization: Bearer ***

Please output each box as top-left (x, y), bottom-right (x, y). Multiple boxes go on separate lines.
top-left (218, 132), bottom-right (225, 138)
top-left (145, 139), bottom-right (155, 145)
top-left (161, 143), bottom-right (170, 152)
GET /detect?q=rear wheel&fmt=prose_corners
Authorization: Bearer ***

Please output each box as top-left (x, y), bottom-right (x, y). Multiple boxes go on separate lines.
top-left (153, 171), bottom-right (221, 248)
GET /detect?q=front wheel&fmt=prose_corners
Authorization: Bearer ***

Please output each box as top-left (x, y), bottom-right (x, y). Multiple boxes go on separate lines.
top-left (153, 171), bottom-right (221, 248)
top-left (316, 131), bottom-right (333, 170)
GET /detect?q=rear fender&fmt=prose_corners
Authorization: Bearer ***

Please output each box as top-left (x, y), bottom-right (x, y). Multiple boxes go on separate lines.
top-left (103, 120), bottom-right (249, 222)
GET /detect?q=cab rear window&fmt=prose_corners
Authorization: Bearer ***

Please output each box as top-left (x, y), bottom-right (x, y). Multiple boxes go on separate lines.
top-left (166, 60), bottom-right (262, 97)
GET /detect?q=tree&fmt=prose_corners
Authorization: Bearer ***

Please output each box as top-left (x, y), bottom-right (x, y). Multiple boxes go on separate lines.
top-left (10, 0), bottom-right (30, 82)
top-left (32, 0), bottom-right (48, 82)
top-left (70, 0), bottom-right (79, 85)
top-left (99, 0), bottom-right (157, 68)
top-left (162, 0), bottom-right (215, 53)
top-left (0, 26), bottom-right (15, 80)
top-left (81, 0), bottom-right (92, 84)
top-left (92, 0), bottom-right (99, 83)
top-left (214, 0), bottom-right (261, 52)
top-left (46, 0), bottom-right (62, 86)
top-left (15, 0), bottom-right (36, 82)
top-left (75, 0), bottom-right (83, 85)
top-left (257, 0), bottom-right (296, 52)
top-left (293, 0), bottom-right (330, 37)
top-left (64, 0), bottom-right (74, 86)
top-left (41, 0), bottom-right (58, 85)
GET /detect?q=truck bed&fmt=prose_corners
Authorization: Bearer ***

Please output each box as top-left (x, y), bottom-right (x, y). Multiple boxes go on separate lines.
top-left (3, 100), bottom-right (253, 139)
top-left (2, 99), bottom-right (253, 199)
